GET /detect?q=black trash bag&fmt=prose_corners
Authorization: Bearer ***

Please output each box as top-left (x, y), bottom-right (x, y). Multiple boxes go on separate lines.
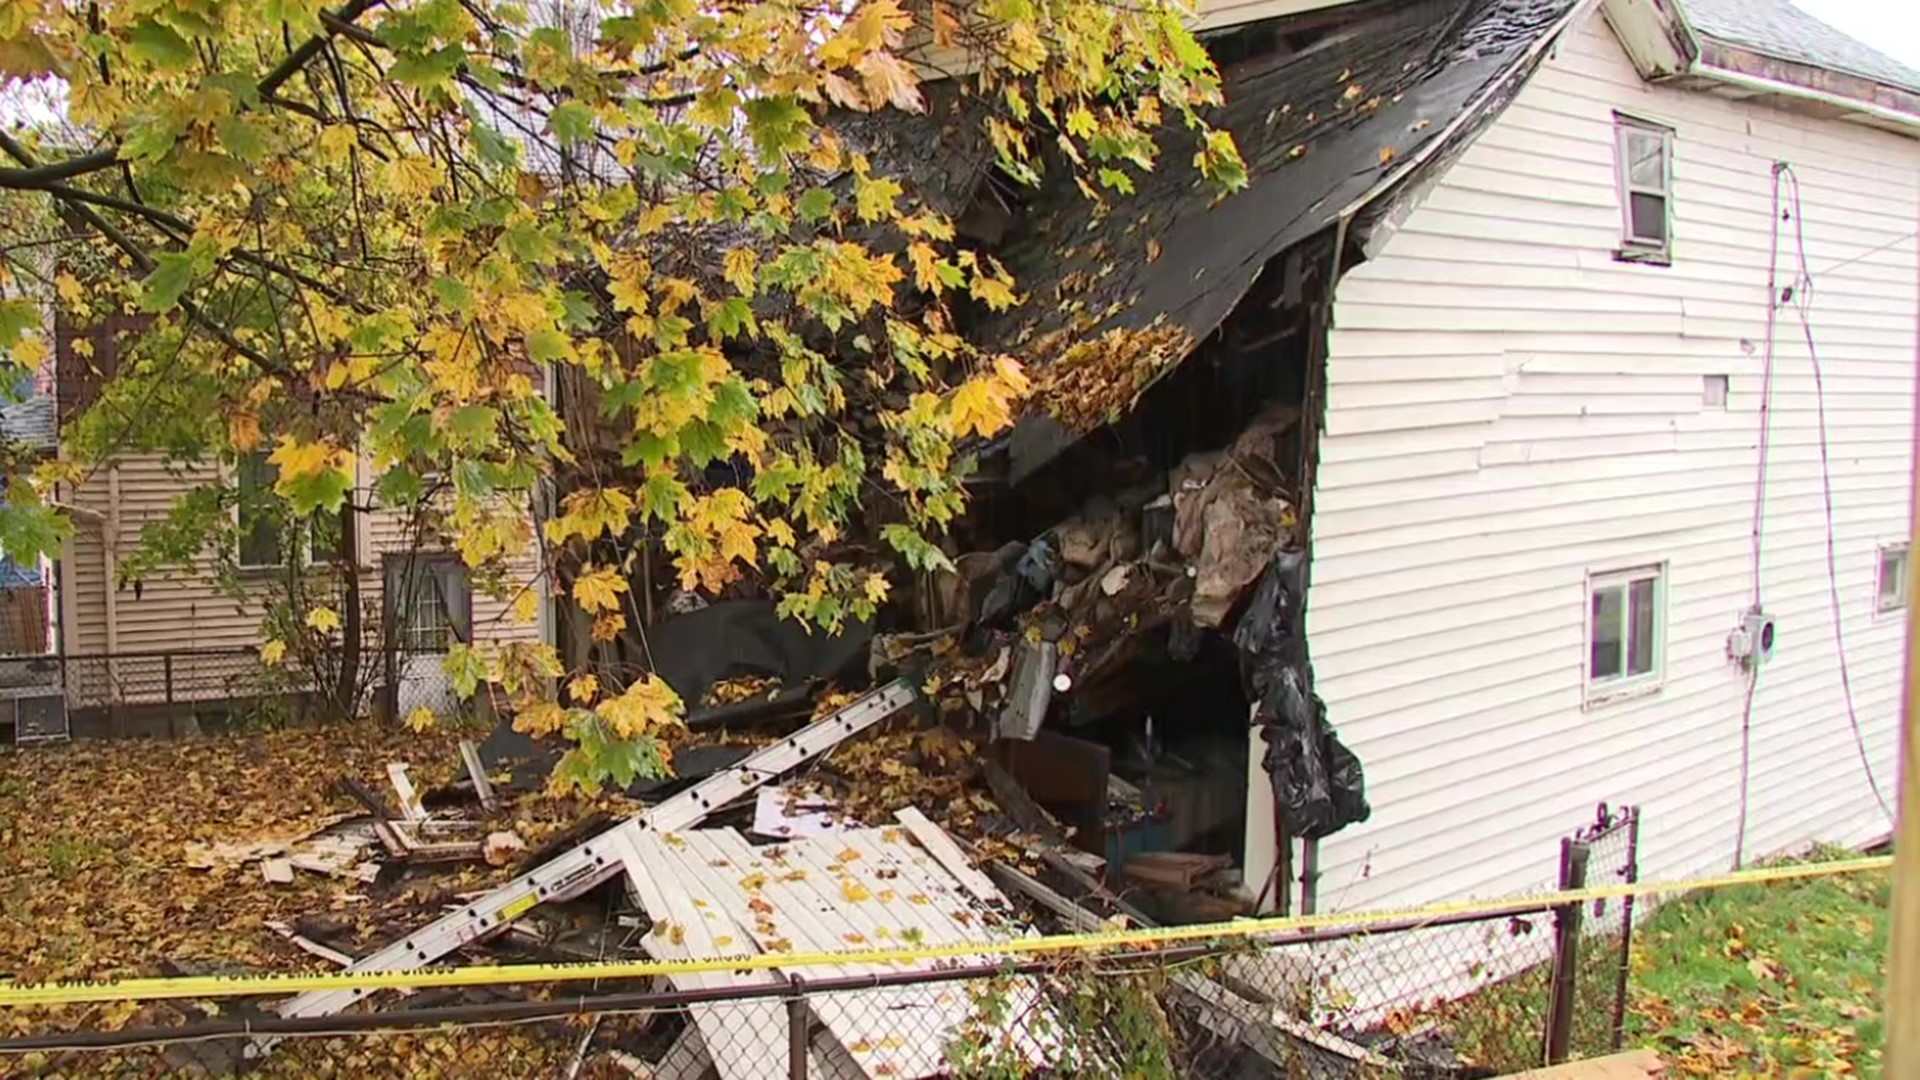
top-left (977, 538), bottom-right (1060, 630)
top-left (1234, 553), bottom-right (1370, 841)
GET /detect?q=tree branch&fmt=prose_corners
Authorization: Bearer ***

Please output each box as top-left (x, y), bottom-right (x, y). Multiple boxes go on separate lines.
top-left (0, 148), bottom-right (121, 189)
top-left (260, 0), bottom-right (385, 98)
top-left (0, 0), bottom-right (387, 192)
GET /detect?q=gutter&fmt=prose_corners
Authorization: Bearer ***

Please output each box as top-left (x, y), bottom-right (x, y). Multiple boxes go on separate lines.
top-left (1692, 62), bottom-right (1920, 134)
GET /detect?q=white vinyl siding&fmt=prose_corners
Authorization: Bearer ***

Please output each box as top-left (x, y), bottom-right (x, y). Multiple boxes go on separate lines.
top-left (1288, 11), bottom-right (1915, 918)
top-left (61, 453), bottom-right (542, 657)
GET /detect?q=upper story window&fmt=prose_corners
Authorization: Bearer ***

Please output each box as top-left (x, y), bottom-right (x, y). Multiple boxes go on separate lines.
top-left (1614, 114), bottom-right (1673, 264)
top-left (1587, 564), bottom-right (1664, 703)
top-left (1878, 544), bottom-right (1909, 614)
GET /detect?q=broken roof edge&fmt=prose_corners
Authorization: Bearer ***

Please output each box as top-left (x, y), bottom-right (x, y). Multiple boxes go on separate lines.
top-left (1000, 0), bottom-right (1595, 488)
top-left (1603, 0), bottom-right (1920, 135)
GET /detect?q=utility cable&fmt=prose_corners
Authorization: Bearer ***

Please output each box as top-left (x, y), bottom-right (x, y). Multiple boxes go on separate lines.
top-left (1779, 164), bottom-right (1896, 823)
top-left (1734, 163), bottom-right (1786, 869)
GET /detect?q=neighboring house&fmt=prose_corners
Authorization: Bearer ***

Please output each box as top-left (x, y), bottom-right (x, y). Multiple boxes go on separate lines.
top-left (0, 358), bottom-right (56, 658)
top-left (41, 314), bottom-right (547, 735)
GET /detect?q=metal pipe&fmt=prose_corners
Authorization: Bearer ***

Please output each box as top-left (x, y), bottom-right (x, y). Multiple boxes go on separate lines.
top-left (1545, 838), bottom-right (1590, 1065)
top-left (787, 975), bottom-right (809, 1080)
top-left (1609, 807), bottom-right (1642, 1052)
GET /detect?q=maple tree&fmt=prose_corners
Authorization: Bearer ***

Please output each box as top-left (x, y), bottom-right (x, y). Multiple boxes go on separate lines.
top-left (0, 0), bottom-right (1245, 788)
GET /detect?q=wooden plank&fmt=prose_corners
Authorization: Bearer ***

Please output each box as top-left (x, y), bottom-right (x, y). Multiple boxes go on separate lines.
top-left (893, 808), bottom-right (1000, 905)
top-left (458, 740), bottom-right (500, 813)
top-left (1497, 1050), bottom-right (1665, 1079)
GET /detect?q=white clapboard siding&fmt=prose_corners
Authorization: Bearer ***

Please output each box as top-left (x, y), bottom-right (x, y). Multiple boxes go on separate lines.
top-left (1292, 10), bottom-right (1917, 918)
top-left (60, 453), bottom-right (544, 659)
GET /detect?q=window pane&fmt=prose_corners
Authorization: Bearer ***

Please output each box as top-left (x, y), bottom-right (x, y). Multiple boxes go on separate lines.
top-left (310, 511), bottom-right (343, 565)
top-left (1627, 577), bottom-right (1657, 676)
top-left (1629, 193), bottom-right (1667, 244)
top-left (1591, 587), bottom-right (1624, 680)
top-left (237, 453), bottom-right (282, 566)
top-left (384, 559), bottom-right (468, 652)
top-left (1627, 131), bottom-right (1666, 188)
top-left (1882, 549), bottom-right (1907, 611)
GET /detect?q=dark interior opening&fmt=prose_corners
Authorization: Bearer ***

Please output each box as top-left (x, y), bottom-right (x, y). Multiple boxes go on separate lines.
top-left (979, 239), bottom-right (1335, 921)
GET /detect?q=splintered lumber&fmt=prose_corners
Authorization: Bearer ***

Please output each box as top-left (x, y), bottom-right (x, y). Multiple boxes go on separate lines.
top-left (260, 679), bottom-right (918, 1040)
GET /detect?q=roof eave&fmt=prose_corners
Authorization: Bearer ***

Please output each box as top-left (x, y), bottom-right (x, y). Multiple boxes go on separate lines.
top-left (1602, 0), bottom-right (1920, 136)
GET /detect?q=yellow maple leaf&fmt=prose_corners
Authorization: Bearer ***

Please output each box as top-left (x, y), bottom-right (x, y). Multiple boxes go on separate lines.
top-left (864, 572), bottom-right (890, 605)
top-left (513, 701), bottom-right (568, 738)
top-left (259, 639), bottom-right (287, 665)
top-left (856, 51), bottom-right (923, 113)
top-left (405, 707), bottom-right (437, 733)
top-left (572, 565), bottom-right (629, 614)
top-left (597, 674), bottom-right (685, 740)
top-left (765, 517), bottom-right (796, 548)
top-left (383, 155), bottom-right (445, 197)
top-left (945, 378), bottom-right (1011, 439)
top-left (906, 243), bottom-right (943, 293)
top-left (267, 435), bottom-right (351, 484)
top-left (968, 270), bottom-right (1017, 311)
top-left (591, 611), bottom-right (626, 642)
top-left (316, 125), bottom-right (357, 162)
top-left (52, 272), bottom-right (83, 308)
top-left (229, 412), bottom-right (262, 453)
top-left (854, 171), bottom-right (903, 223)
top-left (723, 248), bottom-right (758, 297)
top-left (510, 590), bottom-right (541, 625)
top-left (567, 673), bottom-right (600, 705)
top-left (305, 606), bottom-right (341, 633)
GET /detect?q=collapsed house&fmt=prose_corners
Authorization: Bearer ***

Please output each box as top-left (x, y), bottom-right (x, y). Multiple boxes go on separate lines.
top-left (28, 0), bottom-right (1920, 1071)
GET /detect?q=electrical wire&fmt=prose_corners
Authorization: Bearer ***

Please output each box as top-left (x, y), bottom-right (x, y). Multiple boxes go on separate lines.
top-left (1778, 164), bottom-right (1897, 823)
top-left (1733, 163), bottom-right (1786, 869)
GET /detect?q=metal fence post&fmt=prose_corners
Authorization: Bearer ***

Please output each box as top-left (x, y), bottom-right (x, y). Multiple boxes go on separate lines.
top-left (163, 654), bottom-right (174, 704)
top-left (787, 974), bottom-right (808, 1080)
top-left (1610, 807), bottom-right (1641, 1051)
top-left (1545, 836), bottom-right (1590, 1065)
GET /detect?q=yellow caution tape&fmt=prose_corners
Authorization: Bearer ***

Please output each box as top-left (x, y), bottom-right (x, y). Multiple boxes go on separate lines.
top-left (0, 855), bottom-right (1888, 1008)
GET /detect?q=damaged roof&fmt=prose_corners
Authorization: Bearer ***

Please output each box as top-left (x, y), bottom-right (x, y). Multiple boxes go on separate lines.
top-left (988, 0), bottom-right (1580, 480)
top-left (1681, 0), bottom-right (1920, 95)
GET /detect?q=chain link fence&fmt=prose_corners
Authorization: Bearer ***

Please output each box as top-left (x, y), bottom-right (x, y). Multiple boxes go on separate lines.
top-left (1, 820), bottom-right (1647, 1080)
top-left (19, 805), bottom-right (1898, 1080)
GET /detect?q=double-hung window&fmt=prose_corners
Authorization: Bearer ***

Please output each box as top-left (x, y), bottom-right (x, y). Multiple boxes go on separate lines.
top-left (1614, 115), bottom-right (1673, 263)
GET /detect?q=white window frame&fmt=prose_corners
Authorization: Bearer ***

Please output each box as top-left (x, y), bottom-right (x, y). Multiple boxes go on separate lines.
top-left (1613, 114), bottom-right (1674, 263)
top-left (1584, 563), bottom-right (1666, 706)
top-left (1877, 543), bottom-right (1909, 616)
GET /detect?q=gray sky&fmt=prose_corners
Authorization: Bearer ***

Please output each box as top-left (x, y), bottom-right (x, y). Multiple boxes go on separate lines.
top-left (1796, 0), bottom-right (1920, 69)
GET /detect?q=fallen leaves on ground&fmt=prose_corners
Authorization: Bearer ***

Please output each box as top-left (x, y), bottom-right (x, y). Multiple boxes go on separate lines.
top-left (0, 723), bottom-right (657, 1078)
top-left (1627, 856), bottom-right (1889, 1077)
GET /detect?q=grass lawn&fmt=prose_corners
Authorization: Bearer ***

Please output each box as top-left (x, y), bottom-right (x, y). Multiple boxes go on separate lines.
top-left (1627, 859), bottom-right (1890, 1077)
